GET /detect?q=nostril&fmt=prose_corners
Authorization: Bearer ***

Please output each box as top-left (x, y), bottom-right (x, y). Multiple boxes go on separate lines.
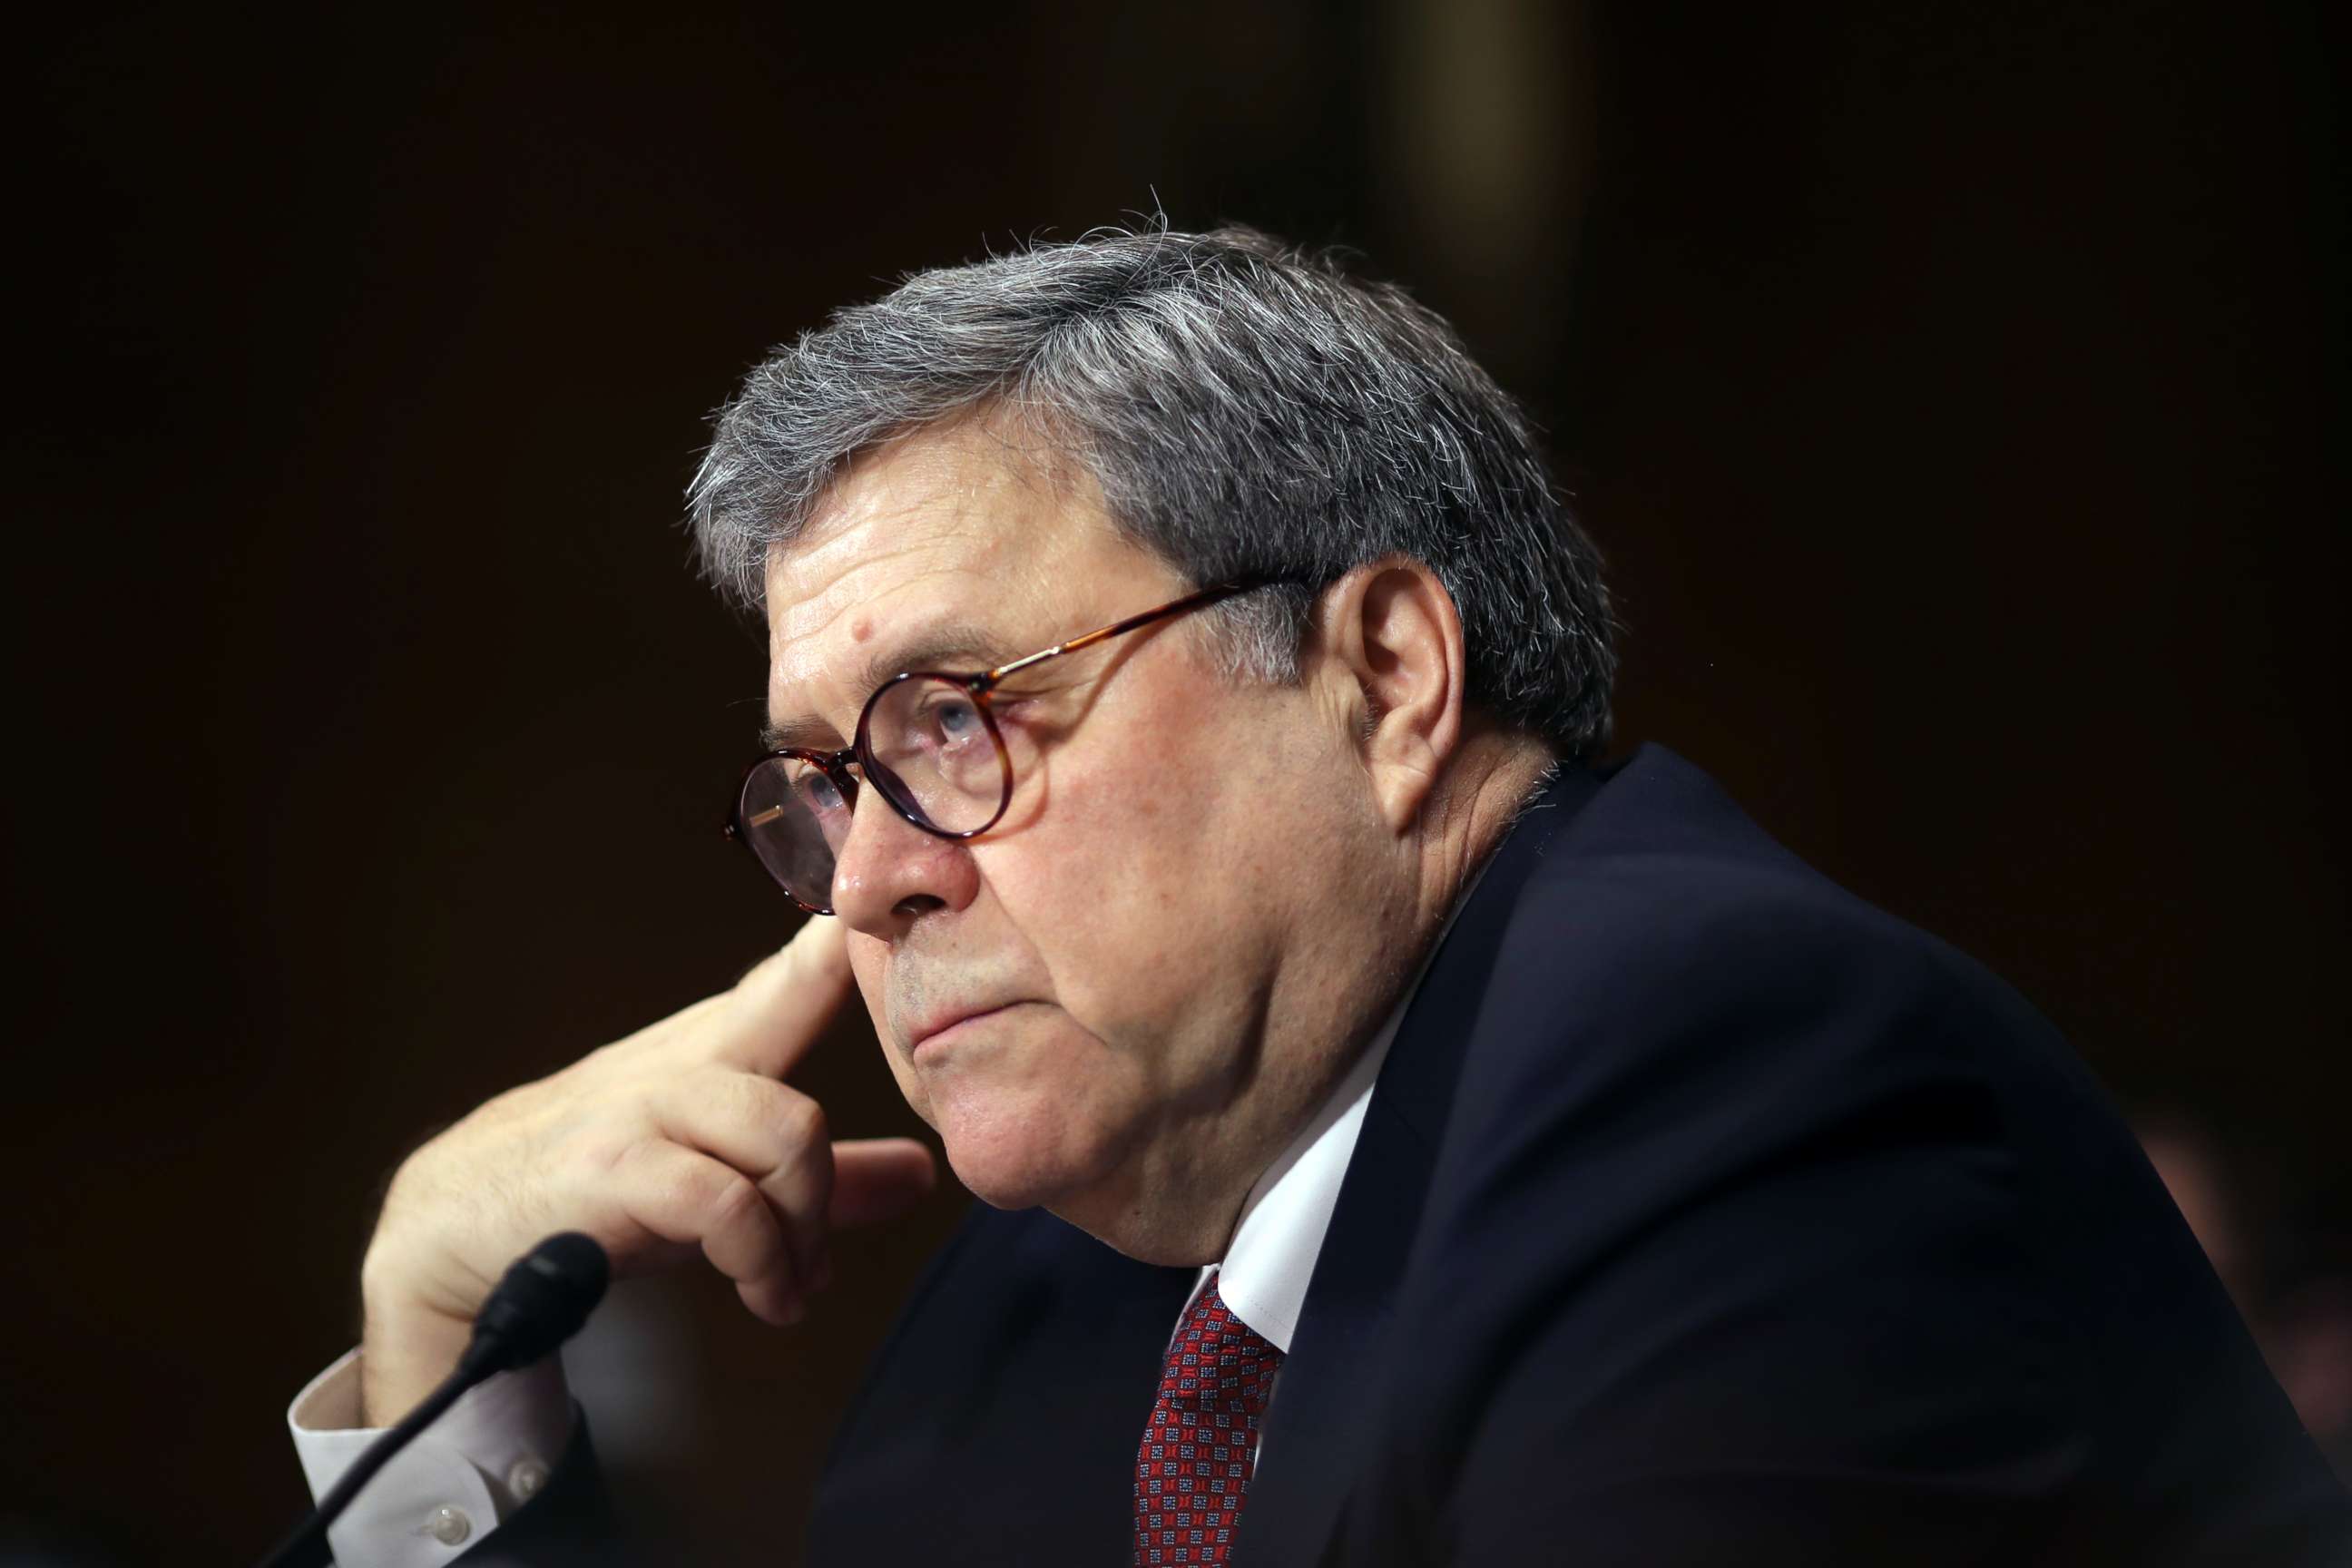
top-left (893, 894), bottom-right (946, 918)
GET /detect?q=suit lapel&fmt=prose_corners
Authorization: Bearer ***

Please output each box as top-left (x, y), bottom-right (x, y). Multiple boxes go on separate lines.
top-left (1232, 767), bottom-right (1600, 1566)
top-left (810, 1203), bottom-right (1196, 1565)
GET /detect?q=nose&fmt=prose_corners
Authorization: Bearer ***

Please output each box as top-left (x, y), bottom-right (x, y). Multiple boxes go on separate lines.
top-left (829, 777), bottom-right (983, 936)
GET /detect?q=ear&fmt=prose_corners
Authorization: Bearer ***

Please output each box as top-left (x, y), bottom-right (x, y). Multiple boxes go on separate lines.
top-left (1310, 557), bottom-right (1468, 834)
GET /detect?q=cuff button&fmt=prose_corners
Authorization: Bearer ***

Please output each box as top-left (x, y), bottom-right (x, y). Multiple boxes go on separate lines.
top-left (424, 1504), bottom-right (473, 1546)
top-left (509, 1457), bottom-right (550, 1502)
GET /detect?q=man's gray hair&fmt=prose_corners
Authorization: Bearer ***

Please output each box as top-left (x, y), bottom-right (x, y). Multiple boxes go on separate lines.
top-left (688, 225), bottom-right (1616, 757)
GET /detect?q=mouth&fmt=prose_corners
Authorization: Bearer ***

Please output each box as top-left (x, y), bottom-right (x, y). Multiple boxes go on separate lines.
top-left (908, 1001), bottom-right (1027, 1056)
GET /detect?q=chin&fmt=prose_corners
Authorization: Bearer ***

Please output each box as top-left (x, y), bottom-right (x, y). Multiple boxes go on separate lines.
top-left (936, 1104), bottom-right (1117, 1212)
top-left (924, 1067), bottom-right (1131, 1214)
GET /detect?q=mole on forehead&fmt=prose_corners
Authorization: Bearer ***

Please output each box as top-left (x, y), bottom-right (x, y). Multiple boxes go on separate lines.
top-left (764, 542), bottom-right (986, 656)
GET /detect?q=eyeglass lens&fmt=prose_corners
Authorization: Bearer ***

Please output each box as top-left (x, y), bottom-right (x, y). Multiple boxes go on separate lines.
top-left (735, 675), bottom-right (1008, 910)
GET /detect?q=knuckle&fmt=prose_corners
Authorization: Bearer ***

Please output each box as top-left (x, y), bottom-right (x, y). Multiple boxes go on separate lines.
top-left (764, 1127), bottom-right (835, 1211)
top-left (708, 1172), bottom-right (769, 1231)
top-left (779, 1093), bottom-right (828, 1148)
top-left (575, 1124), bottom-right (642, 1185)
top-left (766, 1100), bottom-right (832, 1161)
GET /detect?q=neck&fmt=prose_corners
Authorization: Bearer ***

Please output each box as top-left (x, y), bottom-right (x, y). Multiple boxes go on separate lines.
top-left (1411, 729), bottom-right (1560, 933)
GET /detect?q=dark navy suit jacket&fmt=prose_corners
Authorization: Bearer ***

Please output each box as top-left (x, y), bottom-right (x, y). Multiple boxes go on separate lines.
top-left (486, 746), bottom-right (2348, 1565)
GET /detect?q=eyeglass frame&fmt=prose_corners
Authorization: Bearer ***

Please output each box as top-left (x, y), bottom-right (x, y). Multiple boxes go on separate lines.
top-left (723, 576), bottom-right (1289, 915)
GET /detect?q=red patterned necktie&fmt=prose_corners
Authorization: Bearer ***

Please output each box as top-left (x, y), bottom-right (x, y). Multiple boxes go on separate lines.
top-left (1134, 1273), bottom-right (1283, 1566)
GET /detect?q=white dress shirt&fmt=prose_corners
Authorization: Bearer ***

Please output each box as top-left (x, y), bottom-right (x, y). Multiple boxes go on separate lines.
top-left (1180, 855), bottom-right (1482, 1365)
top-left (1167, 974), bottom-right (1409, 1480)
top-left (287, 1346), bottom-right (573, 1565)
top-left (289, 874), bottom-right (1474, 1565)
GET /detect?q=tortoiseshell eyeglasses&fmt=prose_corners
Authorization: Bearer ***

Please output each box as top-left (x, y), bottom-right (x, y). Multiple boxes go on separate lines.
top-left (725, 579), bottom-right (1279, 915)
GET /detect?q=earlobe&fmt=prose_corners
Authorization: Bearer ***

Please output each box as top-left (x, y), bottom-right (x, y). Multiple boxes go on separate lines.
top-left (1320, 559), bottom-right (1467, 834)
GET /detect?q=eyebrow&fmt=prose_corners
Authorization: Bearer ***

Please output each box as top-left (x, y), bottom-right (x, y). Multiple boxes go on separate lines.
top-left (759, 618), bottom-right (1015, 751)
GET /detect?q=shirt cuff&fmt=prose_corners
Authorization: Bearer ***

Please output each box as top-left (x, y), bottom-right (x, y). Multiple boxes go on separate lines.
top-left (288, 1348), bottom-right (576, 1568)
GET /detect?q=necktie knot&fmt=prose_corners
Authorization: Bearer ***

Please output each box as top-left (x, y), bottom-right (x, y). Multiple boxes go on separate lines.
top-left (1135, 1275), bottom-right (1281, 1566)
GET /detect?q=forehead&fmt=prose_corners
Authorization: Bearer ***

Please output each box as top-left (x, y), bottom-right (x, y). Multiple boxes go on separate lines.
top-left (760, 422), bottom-right (1178, 725)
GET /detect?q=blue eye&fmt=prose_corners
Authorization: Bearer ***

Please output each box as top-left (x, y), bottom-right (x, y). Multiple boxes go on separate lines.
top-left (928, 697), bottom-right (982, 745)
top-left (797, 769), bottom-right (848, 814)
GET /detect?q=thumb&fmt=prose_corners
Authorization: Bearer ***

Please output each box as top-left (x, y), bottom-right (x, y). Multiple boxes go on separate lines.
top-left (828, 1137), bottom-right (939, 1228)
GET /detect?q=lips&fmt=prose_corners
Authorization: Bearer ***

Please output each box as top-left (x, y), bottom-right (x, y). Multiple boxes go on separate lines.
top-left (907, 1000), bottom-right (1024, 1053)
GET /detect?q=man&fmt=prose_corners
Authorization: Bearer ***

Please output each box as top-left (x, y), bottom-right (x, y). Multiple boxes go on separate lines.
top-left (288, 227), bottom-right (2347, 1564)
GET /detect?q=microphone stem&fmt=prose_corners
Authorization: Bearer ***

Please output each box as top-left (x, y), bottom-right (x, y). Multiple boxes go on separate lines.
top-left (257, 1352), bottom-right (490, 1568)
top-left (254, 1234), bottom-right (605, 1568)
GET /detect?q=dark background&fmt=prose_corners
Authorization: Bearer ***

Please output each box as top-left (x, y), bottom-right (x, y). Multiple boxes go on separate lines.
top-left (8, 2), bottom-right (2344, 1563)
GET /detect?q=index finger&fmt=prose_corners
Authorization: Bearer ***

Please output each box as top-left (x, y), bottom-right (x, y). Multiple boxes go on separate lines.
top-left (710, 916), bottom-right (858, 1077)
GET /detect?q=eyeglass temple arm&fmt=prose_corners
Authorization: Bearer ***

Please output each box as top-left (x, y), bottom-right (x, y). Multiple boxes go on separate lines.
top-left (981, 580), bottom-right (1272, 685)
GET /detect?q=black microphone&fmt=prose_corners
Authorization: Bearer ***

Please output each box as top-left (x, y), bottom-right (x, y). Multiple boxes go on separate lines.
top-left (257, 1232), bottom-right (611, 1568)
top-left (457, 1230), bottom-right (611, 1379)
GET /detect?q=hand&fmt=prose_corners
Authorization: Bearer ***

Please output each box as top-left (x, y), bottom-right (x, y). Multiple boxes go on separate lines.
top-left (356, 918), bottom-right (937, 1423)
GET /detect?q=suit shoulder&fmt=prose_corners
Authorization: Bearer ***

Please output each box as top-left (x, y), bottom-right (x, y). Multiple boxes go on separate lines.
top-left (1485, 757), bottom-right (2023, 1085)
top-left (1441, 748), bottom-right (2114, 1210)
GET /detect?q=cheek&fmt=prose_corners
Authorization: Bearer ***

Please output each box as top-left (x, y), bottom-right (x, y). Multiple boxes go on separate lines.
top-left (1072, 699), bottom-right (1327, 922)
top-left (995, 728), bottom-right (1278, 1048)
